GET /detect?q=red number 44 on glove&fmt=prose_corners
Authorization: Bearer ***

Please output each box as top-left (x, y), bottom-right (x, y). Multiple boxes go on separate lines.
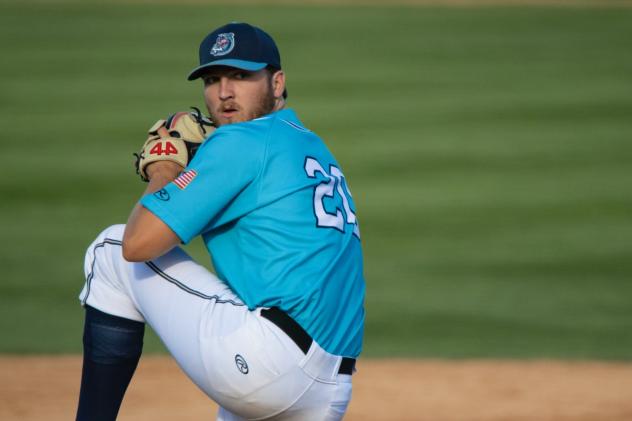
top-left (134, 107), bottom-right (215, 182)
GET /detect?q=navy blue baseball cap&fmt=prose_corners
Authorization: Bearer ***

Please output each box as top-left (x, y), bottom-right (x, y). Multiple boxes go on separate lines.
top-left (187, 22), bottom-right (282, 81)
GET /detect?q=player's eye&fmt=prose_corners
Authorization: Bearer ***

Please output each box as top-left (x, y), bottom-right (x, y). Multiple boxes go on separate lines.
top-left (203, 76), bottom-right (219, 85)
top-left (233, 71), bottom-right (250, 80)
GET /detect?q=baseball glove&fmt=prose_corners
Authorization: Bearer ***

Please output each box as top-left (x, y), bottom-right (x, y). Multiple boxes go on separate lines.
top-left (134, 107), bottom-right (215, 181)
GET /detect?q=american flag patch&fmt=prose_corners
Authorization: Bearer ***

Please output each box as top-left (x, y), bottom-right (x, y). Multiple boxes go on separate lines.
top-left (173, 170), bottom-right (197, 190)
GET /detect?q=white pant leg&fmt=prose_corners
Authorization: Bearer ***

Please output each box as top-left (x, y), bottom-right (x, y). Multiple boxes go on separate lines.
top-left (285, 374), bottom-right (352, 421)
top-left (209, 325), bottom-right (354, 421)
top-left (79, 224), bottom-right (248, 395)
top-left (216, 406), bottom-right (247, 421)
top-left (78, 225), bottom-right (354, 420)
top-left (215, 373), bottom-right (352, 421)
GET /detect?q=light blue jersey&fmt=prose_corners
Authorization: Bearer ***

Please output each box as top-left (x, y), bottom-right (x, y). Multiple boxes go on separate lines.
top-left (141, 108), bottom-right (365, 357)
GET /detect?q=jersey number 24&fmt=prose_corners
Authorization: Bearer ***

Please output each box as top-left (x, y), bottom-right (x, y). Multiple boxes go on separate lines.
top-left (304, 157), bottom-right (360, 238)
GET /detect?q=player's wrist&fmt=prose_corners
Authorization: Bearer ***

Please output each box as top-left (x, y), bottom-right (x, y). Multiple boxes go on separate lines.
top-left (146, 161), bottom-right (183, 182)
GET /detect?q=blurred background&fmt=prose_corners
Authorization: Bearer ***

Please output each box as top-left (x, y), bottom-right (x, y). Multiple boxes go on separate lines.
top-left (1, 0), bottom-right (631, 359)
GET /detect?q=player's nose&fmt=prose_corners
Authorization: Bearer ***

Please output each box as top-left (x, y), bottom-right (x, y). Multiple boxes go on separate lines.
top-left (218, 77), bottom-right (234, 100)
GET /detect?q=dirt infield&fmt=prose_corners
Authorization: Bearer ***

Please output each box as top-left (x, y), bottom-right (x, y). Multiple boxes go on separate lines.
top-left (2, 357), bottom-right (632, 420)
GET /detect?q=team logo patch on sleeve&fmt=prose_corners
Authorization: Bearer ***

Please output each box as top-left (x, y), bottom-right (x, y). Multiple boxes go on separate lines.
top-left (173, 170), bottom-right (197, 190)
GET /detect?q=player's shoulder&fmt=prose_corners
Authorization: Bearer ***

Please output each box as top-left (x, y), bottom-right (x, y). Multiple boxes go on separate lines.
top-left (199, 108), bottom-right (317, 157)
top-left (215, 108), bottom-right (310, 137)
top-left (268, 109), bottom-right (324, 148)
top-left (198, 113), bottom-right (272, 153)
top-left (271, 108), bottom-right (313, 134)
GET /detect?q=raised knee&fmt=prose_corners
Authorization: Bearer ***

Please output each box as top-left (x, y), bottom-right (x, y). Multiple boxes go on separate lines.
top-left (88, 224), bottom-right (126, 251)
top-left (99, 224), bottom-right (126, 241)
top-left (84, 224), bottom-right (126, 274)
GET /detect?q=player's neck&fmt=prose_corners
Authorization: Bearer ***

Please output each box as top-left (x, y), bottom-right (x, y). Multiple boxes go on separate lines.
top-left (273, 97), bottom-right (286, 112)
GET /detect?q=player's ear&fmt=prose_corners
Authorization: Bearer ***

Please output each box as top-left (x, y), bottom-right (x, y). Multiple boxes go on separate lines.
top-left (271, 70), bottom-right (285, 99)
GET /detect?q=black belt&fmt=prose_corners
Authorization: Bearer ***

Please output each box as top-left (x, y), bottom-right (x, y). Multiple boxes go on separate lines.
top-left (260, 307), bottom-right (355, 375)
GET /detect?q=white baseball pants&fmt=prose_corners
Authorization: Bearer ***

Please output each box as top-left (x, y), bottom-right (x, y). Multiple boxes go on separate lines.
top-left (78, 224), bottom-right (352, 420)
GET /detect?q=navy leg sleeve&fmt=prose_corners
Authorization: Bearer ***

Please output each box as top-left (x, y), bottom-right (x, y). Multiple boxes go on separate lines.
top-left (76, 305), bottom-right (145, 421)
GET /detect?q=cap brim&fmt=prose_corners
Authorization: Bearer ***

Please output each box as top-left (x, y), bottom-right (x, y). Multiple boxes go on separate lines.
top-left (187, 59), bottom-right (268, 80)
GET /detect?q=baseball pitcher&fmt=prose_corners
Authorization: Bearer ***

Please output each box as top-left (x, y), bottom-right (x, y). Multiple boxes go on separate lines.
top-left (76, 22), bottom-right (365, 421)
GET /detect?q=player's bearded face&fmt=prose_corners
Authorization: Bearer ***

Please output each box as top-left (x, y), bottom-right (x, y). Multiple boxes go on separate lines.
top-left (203, 68), bottom-right (276, 127)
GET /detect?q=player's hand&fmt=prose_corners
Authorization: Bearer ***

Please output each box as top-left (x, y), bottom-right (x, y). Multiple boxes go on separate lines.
top-left (134, 107), bottom-right (215, 182)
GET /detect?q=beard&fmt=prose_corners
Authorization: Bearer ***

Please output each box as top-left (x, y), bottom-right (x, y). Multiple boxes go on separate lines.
top-left (208, 79), bottom-right (276, 127)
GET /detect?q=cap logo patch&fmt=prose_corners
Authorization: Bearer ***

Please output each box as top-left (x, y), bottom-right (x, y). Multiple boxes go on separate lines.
top-left (210, 32), bottom-right (235, 56)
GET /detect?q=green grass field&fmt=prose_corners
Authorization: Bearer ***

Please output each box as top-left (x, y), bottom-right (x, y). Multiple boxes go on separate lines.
top-left (1, 2), bottom-right (631, 358)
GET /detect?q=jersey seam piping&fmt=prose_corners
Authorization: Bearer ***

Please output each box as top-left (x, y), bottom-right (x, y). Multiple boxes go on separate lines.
top-left (82, 238), bottom-right (123, 306)
top-left (82, 238), bottom-right (244, 307)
